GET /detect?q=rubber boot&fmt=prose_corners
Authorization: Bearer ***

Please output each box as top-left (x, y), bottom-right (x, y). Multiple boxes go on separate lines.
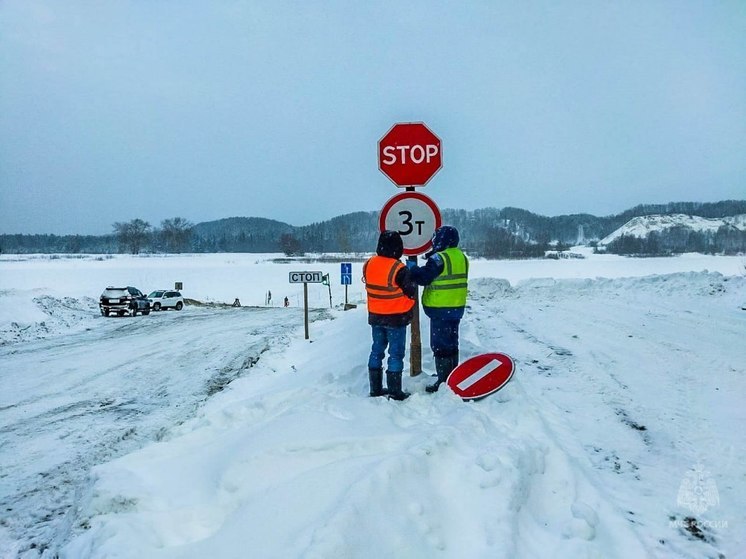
top-left (425, 357), bottom-right (448, 393)
top-left (368, 368), bottom-right (386, 397)
top-left (426, 353), bottom-right (458, 393)
top-left (386, 371), bottom-right (410, 401)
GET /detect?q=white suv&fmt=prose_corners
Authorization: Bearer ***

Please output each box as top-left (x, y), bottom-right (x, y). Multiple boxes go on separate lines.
top-left (147, 290), bottom-right (185, 311)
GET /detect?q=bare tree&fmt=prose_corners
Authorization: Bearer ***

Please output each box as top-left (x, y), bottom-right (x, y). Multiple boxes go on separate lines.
top-left (160, 217), bottom-right (194, 253)
top-left (113, 219), bottom-right (152, 254)
top-left (280, 233), bottom-right (303, 256)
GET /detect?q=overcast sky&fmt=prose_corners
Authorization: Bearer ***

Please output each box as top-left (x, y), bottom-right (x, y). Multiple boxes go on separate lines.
top-left (1, 1), bottom-right (744, 235)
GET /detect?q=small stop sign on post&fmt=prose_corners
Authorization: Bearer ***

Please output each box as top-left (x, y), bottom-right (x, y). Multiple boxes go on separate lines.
top-left (378, 122), bottom-right (442, 187)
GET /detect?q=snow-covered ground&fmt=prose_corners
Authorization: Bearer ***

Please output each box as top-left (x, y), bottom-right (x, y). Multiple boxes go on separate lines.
top-left (1, 252), bottom-right (745, 558)
top-left (599, 214), bottom-right (746, 245)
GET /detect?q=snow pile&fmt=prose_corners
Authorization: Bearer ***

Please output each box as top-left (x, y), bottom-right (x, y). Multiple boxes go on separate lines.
top-left (599, 213), bottom-right (746, 245)
top-left (0, 289), bottom-right (99, 345)
top-left (63, 302), bottom-right (648, 559)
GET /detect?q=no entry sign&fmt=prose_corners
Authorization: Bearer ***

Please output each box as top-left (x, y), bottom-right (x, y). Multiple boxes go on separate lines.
top-left (379, 191), bottom-right (442, 256)
top-left (378, 122), bottom-right (442, 187)
top-left (447, 353), bottom-right (515, 400)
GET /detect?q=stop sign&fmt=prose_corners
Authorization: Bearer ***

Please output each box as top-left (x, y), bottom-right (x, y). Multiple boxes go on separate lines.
top-left (378, 122), bottom-right (442, 187)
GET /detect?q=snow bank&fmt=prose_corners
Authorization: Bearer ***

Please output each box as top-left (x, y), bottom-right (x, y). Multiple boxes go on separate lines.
top-left (0, 289), bottom-right (99, 345)
top-left (63, 301), bottom-right (650, 559)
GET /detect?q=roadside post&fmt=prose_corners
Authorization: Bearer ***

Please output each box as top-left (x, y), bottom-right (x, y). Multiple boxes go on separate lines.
top-left (378, 122), bottom-right (443, 376)
top-left (322, 274), bottom-right (332, 308)
top-left (341, 262), bottom-right (356, 310)
top-left (289, 271), bottom-right (324, 340)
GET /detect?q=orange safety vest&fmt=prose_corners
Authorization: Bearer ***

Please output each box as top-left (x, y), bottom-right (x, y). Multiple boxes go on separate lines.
top-left (363, 256), bottom-right (415, 315)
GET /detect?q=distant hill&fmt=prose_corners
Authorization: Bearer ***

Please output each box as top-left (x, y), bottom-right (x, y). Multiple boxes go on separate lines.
top-left (600, 214), bottom-right (746, 245)
top-left (599, 212), bottom-right (746, 255)
top-left (2, 200), bottom-right (745, 256)
top-left (184, 200), bottom-right (746, 256)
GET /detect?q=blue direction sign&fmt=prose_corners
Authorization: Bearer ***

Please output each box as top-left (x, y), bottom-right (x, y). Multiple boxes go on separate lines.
top-left (341, 262), bottom-right (352, 285)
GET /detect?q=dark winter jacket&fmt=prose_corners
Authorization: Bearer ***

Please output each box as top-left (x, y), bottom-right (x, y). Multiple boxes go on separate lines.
top-left (364, 231), bottom-right (417, 328)
top-left (410, 226), bottom-right (466, 321)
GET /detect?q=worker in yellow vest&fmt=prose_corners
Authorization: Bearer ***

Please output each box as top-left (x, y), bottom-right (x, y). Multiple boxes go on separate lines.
top-left (408, 225), bottom-right (468, 392)
top-left (363, 231), bottom-right (417, 400)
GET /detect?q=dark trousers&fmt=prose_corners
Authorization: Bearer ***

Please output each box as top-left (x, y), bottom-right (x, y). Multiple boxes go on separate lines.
top-left (430, 317), bottom-right (460, 358)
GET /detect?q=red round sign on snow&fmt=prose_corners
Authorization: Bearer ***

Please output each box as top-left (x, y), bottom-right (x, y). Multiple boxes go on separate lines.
top-left (378, 122), bottom-right (442, 187)
top-left (446, 353), bottom-right (515, 400)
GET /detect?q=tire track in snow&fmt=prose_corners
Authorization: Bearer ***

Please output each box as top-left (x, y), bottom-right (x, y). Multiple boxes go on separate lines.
top-left (0, 306), bottom-right (307, 558)
top-left (460, 309), bottom-right (652, 556)
top-left (465, 277), bottom-right (740, 558)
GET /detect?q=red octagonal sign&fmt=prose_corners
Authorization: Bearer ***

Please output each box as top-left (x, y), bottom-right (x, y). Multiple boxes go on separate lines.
top-left (378, 122), bottom-right (442, 187)
top-left (447, 353), bottom-right (515, 401)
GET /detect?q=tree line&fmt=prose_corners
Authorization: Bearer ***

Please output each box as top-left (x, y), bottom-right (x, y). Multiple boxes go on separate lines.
top-left (112, 217), bottom-right (194, 254)
top-left (1, 200), bottom-right (745, 257)
top-left (603, 225), bottom-right (746, 256)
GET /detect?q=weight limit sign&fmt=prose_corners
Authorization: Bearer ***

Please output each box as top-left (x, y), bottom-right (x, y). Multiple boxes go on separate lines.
top-left (379, 191), bottom-right (442, 256)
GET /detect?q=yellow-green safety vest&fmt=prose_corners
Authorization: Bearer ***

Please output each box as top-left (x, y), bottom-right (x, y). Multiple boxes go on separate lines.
top-left (422, 247), bottom-right (469, 308)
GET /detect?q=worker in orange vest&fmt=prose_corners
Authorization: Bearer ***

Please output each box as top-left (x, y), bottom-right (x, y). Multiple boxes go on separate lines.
top-left (363, 230), bottom-right (417, 400)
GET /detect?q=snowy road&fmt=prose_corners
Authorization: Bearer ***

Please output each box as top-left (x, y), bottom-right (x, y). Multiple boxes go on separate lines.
top-left (2, 254), bottom-right (745, 558)
top-left (0, 306), bottom-right (314, 557)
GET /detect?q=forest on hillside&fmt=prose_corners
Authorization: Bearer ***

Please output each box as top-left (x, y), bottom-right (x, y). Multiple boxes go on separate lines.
top-left (2, 200), bottom-right (745, 257)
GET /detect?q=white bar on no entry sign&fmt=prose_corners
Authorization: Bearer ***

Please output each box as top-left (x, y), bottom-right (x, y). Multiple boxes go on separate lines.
top-left (456, 359), bottom-right (503, 391)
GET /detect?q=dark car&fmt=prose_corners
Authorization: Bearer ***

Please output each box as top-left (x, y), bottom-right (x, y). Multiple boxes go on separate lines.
top-left (99, 286), bottom-right (151, 317)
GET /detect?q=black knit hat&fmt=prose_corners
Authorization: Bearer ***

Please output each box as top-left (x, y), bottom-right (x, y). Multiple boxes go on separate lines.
top-left (376, 230), bottom-right (404, 259)
top-left (432, 225), bottom-right (459, 251)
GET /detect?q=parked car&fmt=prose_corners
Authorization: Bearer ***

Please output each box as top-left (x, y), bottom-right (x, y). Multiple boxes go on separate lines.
top-left (147, 290), bottom-right (185, 311)
top-left (99, 286), bottom-right (151, 317)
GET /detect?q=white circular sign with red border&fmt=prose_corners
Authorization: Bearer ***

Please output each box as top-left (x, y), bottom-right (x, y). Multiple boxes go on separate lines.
top-left (447, 353), bottom-right (515, 400)
top-left (379, 191), bottom-right (442, 256)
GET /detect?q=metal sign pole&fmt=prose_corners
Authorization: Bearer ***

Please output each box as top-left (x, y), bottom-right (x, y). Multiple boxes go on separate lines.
top-left (288, 271), bottom-right (324, 340)
top-left (406, 186), bottom-right (422, 376)
top-left (409, 256), bottom-right (422, 376)
top-left (304, 282), bottom-right (309, 340)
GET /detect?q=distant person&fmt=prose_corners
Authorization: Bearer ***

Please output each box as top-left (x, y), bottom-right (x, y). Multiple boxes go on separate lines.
top-left (363, 230), bottom-right (417, 400)
top-left (284, 296), bottom-right (289, 307)
top-left (267, 290), bottom-right (272, 306)
top-left (408, 226), bottom-right (469, 392)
